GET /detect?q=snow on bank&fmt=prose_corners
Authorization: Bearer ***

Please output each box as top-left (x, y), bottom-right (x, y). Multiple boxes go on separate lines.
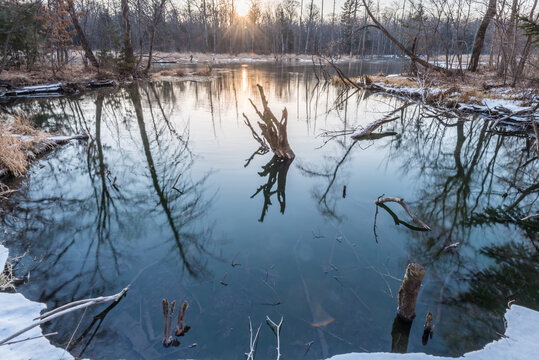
top-left (0, 244), bottom-right (74, 360)
top-left (359, 76), bottom-right (538, 122)
top-left (326, 305), bottom-right (538, 360)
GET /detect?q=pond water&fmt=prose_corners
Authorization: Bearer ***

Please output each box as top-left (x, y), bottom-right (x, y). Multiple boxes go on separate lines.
top-left (0, 61), bottom-right (537, 360)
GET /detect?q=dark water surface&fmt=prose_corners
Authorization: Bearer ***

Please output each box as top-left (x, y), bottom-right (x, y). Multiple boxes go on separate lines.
top-left (1, 62), bottom-right (537, 359)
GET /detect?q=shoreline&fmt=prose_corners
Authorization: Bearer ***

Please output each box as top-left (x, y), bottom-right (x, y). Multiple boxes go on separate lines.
top-left (347, 73), bottom-right (538, 131)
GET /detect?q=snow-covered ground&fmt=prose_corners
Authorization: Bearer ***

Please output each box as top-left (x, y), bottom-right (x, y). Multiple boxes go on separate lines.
top-left (360, 76), bottom-right (538, 123)
top-left (0, 244), bottom-right (74, 360)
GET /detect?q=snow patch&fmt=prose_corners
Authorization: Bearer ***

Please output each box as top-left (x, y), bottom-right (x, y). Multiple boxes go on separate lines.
top-left (0, 244), bottom-right (75, 360)
top-left (326, 305), bottom-right (538, 360)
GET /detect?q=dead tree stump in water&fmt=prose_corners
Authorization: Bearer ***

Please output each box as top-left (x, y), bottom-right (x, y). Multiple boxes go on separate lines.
top-left (243, 84), bottom-right (295, 160)
top-left (397, 263), bottom-right (426, 322)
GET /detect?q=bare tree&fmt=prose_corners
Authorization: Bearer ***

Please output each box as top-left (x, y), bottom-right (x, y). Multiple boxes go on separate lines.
top-left (468, 0), bottom-right (497, 71)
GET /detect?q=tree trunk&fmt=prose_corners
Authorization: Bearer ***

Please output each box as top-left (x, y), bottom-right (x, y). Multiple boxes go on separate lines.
top-left (66, 0), bottom-right (99, 68)
top-left (468, 0), bottom-right (496, 72)
top-left (360, 0), bottom-right (450, 74)
top-left (121, 0), bottom-right (135, 71)
top-left (511, 0), bottom-right (538, 86)
top-left (146, 0), bottom-right (167, 71)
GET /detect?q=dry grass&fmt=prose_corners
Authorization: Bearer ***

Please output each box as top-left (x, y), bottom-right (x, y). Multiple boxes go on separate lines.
top-left (0, 257), bottom-right (16, 292)
top-left (193, 66), bottom-right (212, 76)
top-left (152, 69), bottom-right (186, 78)
top-left (370, 75), bottom-right (421, 88)
top-left (0, 112), bottom-right (49, 177)
top-left (331, 75), bottom-right (359, 86)
top-left (0, 250), bottom-right (25, 292)
top-left (0, 66), bottom-right (100, 87)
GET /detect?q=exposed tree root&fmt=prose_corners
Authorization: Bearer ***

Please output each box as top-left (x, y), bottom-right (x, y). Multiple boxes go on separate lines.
top-left (243, 84), bottom-right (295, 160)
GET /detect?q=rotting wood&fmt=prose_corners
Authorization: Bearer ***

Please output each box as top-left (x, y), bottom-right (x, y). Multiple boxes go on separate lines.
top-left (375, 196), bottom-right (431, 230)
top-left (243, 84), bottom-right (295, 160)
top-left (175, 301), bottom-right (189, 336)
top-left (352, 116), bottom-right (399, 139)
top-left (0, 287), bottom-right (128, 346)
top-left (397, 263), bottom-right (426, 322)
top-left (422, 311), bottom-right (434, 345)
top-left (162, 299), bottom-right (178, 347)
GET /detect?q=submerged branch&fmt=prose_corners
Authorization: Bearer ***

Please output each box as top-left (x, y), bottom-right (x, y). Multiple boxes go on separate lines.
top-left (375, 197), bottom-right (431, 231)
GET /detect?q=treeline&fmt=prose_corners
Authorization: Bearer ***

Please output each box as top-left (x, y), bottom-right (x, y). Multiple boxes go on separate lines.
top-left (1, 0), bottom-right (538, 81)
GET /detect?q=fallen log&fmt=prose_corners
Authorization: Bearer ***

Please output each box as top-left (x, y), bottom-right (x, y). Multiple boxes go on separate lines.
top-left (1, 80), bottom-right (116, 98)
top-left (352, 116), bottom-right (399, 139)
top-left (2, 83), bottom-right (64, 97)
top-left (375, 196), bottom-right (431, 230)
top-left (87, 80), bottom-right (115, 88)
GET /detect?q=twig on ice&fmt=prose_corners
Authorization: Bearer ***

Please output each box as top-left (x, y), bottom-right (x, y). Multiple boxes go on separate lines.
top-left (0, 287), bottom-right (128, 345)
top-left (266, 316), bottom-right (284, 360)
top-left (521, 213), bottom-right (539, 221)
top-left (245, 317), bottom-right (262, 360)
top-left (375, 197), bottom-right (431, 231)
top-left (0, 332), bottom-right (58, 346)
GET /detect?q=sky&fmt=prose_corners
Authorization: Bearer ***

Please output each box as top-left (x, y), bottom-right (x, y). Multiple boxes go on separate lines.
top-left (233, 0), bottom-right (395, 19)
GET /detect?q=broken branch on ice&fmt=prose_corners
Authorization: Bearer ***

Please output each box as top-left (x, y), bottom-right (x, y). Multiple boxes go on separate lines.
top-left (266, 316), bottom-right (284, 360)
top-left (0, 287), bottom-right (128, 346)
top-left (375, 196), bottom-right (431, 231)
top-left (245, 317), bottom-right (262, 360)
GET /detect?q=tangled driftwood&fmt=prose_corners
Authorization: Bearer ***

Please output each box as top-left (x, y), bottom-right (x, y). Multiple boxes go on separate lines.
top-left (243, 84), bottom-right (295, 160)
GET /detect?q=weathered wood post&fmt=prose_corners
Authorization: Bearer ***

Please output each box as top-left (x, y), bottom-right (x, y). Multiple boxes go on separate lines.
top-left (397, 263), bottom-right (426, 321)
top-left (391, 263), bottom-right (426, 353)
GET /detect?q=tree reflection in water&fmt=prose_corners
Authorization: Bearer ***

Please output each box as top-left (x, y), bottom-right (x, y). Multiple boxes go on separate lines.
top-left (0, 82), bottom-right (213, 355)
top-left (0, 65), bottom-right (536, 358)
top-left (382, 104), bottom-right (538, 354)
top-left (249, 155), bottom-right (293, 222)
top-left (297, 89), bottom-right (538, 354)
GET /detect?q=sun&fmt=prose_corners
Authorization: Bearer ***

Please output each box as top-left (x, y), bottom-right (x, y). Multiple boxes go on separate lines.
top-left (236, 0), bottom-right (249, 17)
